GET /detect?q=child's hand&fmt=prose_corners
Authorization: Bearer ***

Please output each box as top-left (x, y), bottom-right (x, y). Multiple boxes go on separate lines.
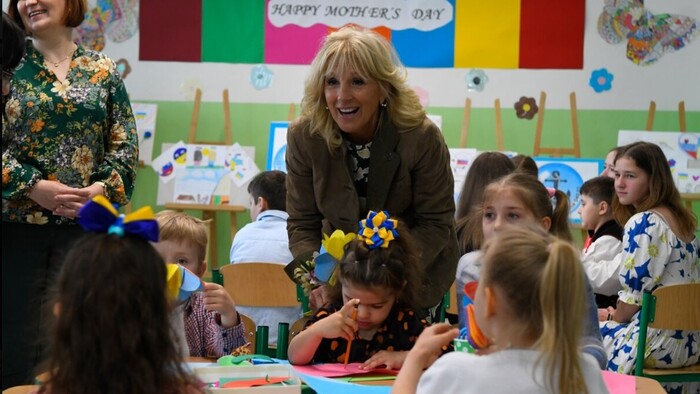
top-left (202, 282), bottom-right (239, 328)
top-left (361, 350), bottom-right (407, 370)
top-left (404, 323), bottom-right (458, 370)
top-left (308, 298), bottom-right (359, 341)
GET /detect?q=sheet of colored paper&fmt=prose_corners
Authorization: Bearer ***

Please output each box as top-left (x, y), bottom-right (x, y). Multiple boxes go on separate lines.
top-left (298, 373), bottom-right (391, 394)
top-left (601, 371), bottom-right (636, 393)
top-left (292, 363), bottom-right (398, 378)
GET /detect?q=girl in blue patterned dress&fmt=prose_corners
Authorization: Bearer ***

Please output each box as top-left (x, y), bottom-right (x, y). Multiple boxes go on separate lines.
top-left (600, 141), bottom-right (699, 392)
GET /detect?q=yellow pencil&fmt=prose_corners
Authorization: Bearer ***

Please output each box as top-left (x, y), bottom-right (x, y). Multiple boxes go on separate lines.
top-left (344, 307), bottom-right (358, 368)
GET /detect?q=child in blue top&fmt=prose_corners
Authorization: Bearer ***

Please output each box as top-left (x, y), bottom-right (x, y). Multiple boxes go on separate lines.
top-left (288, 211), bottom-right (431, 370)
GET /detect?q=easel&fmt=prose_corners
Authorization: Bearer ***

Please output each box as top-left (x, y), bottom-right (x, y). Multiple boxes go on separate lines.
top-left (533, 91), bottom-right (581, 157)
top-left (646, 101), bottom-right (687, 131)
top-left (164, 88), bottom-right (246, 270)
top-left (530, 91), bottom-right (587, 239)
top-left (646, 101), bottom-right (698, 211)
top-left (459, 97), bottom-right (505, 150)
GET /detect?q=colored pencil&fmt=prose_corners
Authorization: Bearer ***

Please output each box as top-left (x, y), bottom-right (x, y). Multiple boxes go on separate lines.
top-left (344, 307), bottom-right (358, 367)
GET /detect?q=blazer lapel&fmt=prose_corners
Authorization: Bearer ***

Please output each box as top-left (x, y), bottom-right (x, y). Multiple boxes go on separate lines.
top-left (367, 115), bottom-right (400, 210)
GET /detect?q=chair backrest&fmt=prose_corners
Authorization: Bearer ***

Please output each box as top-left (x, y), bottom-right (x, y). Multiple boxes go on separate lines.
top-left (446, 281), bottom-right (458, 315)
top-left (646, 283), bottom-right (700, 331)
top-left (239, 313), bottom-right (257, 352)
top-left (220, 263), bottom-right (299, 308)
top-left (635, 282), bottom-right (700, 378)
top-left (289, 316), bottom-right (311, 343)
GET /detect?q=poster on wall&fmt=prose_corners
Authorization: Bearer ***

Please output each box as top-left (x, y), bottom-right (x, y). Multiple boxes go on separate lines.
top-left (535, 157), bottom-right (603, 224)
top-left (153, 143), bottom-right (259, 206)
top-left (267, 121), bottom-right (289, 172)
top-left (618, 130), bottom-right (700, 193)
top-left (131, 103), bottom-right (158, 164)
top-left (449, 148), bottom-right (479, 202)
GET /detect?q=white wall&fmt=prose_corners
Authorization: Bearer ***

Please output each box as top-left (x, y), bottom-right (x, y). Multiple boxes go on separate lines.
top-left (10, 0), bottom-right (700, 110)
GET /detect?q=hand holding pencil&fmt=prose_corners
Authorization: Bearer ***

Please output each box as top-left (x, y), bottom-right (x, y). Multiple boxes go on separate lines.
top-left (344, 305), bottom-right (359, 367)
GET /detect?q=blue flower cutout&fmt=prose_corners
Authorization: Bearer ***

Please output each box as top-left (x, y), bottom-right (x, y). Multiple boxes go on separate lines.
top-left (590, 68), bottom-right (614, 93)
top-left (466, 69), bottom-right (488, 92)
top-left (250, 65), bottom-right (273, 90)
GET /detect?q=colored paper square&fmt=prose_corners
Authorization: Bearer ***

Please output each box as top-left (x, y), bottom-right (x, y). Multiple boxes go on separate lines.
top-left (139, 0), bottom-right (201, 62)
top-left (519, 0), bottom-right (585, 69)
top-left (202, 0), bottom-right (265, 63)
top-left (454, 0), bottom-right (521, 68)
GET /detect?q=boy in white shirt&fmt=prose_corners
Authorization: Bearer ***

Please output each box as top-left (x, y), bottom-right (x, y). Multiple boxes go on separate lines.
top-left (578, 176), bottom-right (623, 308)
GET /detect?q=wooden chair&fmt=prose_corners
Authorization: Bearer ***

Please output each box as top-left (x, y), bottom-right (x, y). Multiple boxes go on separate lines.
top-left (634, 283), bottom-right (700, 383)
top-left (290, 316), bottom-right (311, 342)
top-left (220, 263), bottom-right (300, 357)
top-left (2, 386), bottom-right (39, 394)
top-left (239, 313), bottom-right (257, 353)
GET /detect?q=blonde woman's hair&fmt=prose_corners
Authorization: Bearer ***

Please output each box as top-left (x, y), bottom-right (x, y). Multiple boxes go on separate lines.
top-left (481, 226), bottom-right (588, 394)
top-left (155, 210), bottom-right (209, 264)
top-left (612, 141), bottom-right (697, 237)
top-left (482, 173), bottom-right (573, 242)
top-left (299, 25), bottom-right (425, 151)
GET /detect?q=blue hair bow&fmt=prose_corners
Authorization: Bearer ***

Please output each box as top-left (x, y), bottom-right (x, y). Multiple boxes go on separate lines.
top-left (77, 196), bottom-right (159, 242)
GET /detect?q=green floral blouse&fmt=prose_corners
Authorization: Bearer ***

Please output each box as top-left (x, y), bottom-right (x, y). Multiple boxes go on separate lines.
top-left (2, 42), bottom-right (138, 225)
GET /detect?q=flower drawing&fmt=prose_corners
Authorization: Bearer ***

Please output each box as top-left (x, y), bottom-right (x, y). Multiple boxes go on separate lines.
top-left (514, 96), bottom-right (538, 120)
top-left (250, 64), bottom-right (273, 90)
top-left (590, 68), bottom-right (614, 93)
top-left (466, 69), bottom-right (488, 92)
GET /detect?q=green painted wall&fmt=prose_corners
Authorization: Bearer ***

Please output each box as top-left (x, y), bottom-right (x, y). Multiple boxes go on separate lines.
top-left (130, 101), bottom-right (700, 270)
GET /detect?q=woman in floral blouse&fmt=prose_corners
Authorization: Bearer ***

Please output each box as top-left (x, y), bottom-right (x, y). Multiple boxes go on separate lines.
top-left (2, 0), bottom-right (137, 388)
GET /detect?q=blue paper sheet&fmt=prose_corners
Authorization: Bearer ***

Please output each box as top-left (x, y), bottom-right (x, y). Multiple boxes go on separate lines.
top-left (297, 373), bottom-right (391, 394)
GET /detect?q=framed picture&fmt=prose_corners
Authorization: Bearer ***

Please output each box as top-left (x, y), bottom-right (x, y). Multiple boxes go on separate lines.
top-left (267, 121), bottom-right (289, 172)
top-left (534, 157), bottom-right (604, 224)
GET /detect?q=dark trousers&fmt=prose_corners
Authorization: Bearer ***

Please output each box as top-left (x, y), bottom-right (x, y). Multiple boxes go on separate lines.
top-left (2, 222), bottom-right (84, 389)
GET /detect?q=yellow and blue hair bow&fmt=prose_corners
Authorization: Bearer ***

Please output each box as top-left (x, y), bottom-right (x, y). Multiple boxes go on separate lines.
top-left (358, 210), bottom-right (399, 250)
top-left (77, 195), bottom-right (159, 242)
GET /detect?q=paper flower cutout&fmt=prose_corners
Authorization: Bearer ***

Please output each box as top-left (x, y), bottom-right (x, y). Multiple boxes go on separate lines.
top-left (115, 58), bottom-right (131, 79)
top-left (289, 230), bottom-right (356, 299)
top-left (589, 68), bottom-right (614, 93)
top-left (250, 65), bottom-right (273, 90)
top-left (466, 69), bottom-right (488, 92)
top-left (166, 264), bottom-right (204, 303)
top-left (180, 78), bottom-right (202, 100)
top-left (514, 96), bottom-right (538, 120)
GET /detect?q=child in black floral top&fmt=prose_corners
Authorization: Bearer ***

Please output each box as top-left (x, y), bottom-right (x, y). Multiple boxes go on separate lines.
top-left (288, 211), bottom-right (435, 370)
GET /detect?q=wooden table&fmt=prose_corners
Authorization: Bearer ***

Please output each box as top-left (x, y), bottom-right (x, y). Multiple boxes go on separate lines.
top-left (164, 203), bottom-right (246, 269)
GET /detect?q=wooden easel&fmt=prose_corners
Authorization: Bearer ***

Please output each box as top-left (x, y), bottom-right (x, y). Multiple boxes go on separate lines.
top-left (533, 91), bottom-right (581, 157)
top-left (164, 88), bottom-right (245, 270)
top-left (646, 101), bottom-right (687, 131)
top-left (459, 97), bottom-right (504, 150)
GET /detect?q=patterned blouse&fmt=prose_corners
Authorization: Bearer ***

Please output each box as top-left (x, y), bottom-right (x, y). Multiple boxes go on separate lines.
top-left (2, 42), bottom-right (138, 225)
top-left (304, 302), bottom-right (429, 364)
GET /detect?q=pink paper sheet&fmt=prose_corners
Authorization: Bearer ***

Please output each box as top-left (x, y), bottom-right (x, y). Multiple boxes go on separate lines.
top-left (292, 363), bottom-right (397, 378)
top-left (601, 371), bottom-right (636, 394)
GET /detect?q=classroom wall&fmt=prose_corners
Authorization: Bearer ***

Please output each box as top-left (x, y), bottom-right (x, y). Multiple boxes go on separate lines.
top-left (130, 101), bottom-right (700, 268)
